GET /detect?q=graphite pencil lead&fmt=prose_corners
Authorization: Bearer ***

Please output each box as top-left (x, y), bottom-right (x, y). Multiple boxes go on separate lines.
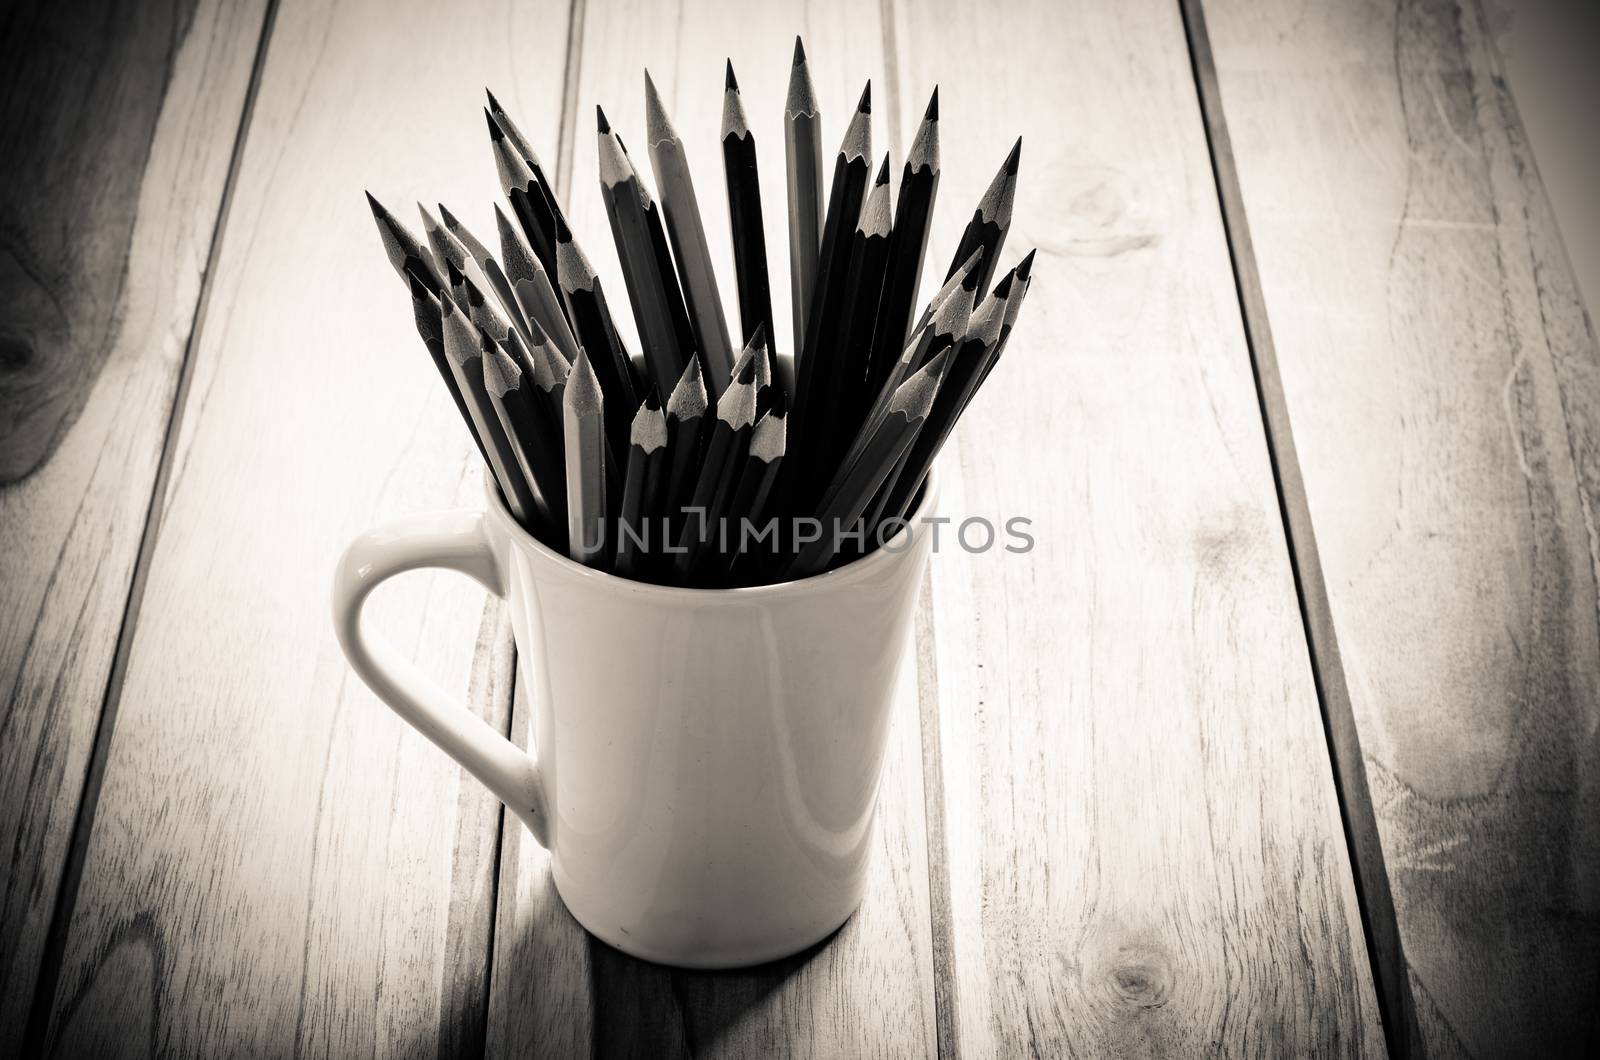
top-left (855, 80), bottom-right (872, 115)
top-left (596, 104), bottom-right (611, 135)
top-left (644, 70), bottom-right (676, 147)
top-left (1016, 248), bottom-right (1036, 282)
top-left (840, 90), bottom-right (871, 162)
top-left (874, 154), bottom-right (891, 186)
top-left (725, 58), bottom-right (737, 92)
top-left (907, 91), bottom-right (940, 173)
top-left (1005, 135), bottom-right (1022, 176)
top-left (785, 42), bottom-right (819, 117)
top-left (485, 89), bottom-right (545, 170)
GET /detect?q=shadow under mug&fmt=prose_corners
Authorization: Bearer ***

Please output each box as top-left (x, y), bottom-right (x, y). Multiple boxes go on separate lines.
top-left (332, 471), bottom-right (938, 968)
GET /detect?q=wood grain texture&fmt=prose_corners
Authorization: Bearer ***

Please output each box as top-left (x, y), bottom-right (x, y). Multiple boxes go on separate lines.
top-left (1202, 0), bottom-right (1600, 1053)
top-left (483, 2), bottom-right (938, 1055)
top-left (0, 1), bottom-right (267, 1052)
top-left (35, 1), bottom-right (569, 1055)
top-left (887, 0), bottom-right (1387, 1053)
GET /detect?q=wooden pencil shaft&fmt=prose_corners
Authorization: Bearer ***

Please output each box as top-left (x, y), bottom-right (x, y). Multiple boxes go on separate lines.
top-left (563, 359), bottom-right (609, 567)
top-left (785, 61), bottom-right (823, 355)
top-left (647, 102), bottom-right (735, 396)
top-left (791, 150), bottom-right (871, 454)
top-left (821, 186), bottom-right (893, 468)
top-left (486, 353), bottom-right (567, 536)
top-left (559, 277), bottom-right (637, 453)
top-left (790, 408), bottom-right (921, 578)
top-left (599, 155), bottom-right (691, 399)
top-left (496, 206), bottom-right (579, 362)
top-left (723, 128), bottom-right (774, 350)
top-left (616, 430), bottom-right (665, 578)
top-left (407, 279), bottom-right (488, 468)
top-left (944, 142), bottom-right (1019, 303)
top-left (871, 163), bottom-right (939, 391)
top-left (441, 300), bottom-right (540, 527)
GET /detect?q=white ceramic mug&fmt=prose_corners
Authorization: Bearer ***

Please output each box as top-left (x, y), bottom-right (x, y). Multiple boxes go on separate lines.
top-left (332, 472), bottom-right (937, 967)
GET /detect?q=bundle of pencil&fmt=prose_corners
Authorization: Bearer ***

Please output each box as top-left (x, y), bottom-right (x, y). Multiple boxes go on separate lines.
top-left (366, 38), bottom-right (1033, 588)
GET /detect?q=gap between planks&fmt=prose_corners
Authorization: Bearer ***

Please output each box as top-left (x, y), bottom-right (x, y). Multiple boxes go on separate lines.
top-left (1177, 0), bottom-right (1420, 1054)
top-left (18, 1), bottom-right (285, 1052)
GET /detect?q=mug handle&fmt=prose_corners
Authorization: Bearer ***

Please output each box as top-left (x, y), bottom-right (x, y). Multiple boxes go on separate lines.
top-left (332, 509), bottom-right (548, 845)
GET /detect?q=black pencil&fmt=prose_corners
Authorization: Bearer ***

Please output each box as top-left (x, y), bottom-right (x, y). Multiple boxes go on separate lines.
top-left (824, 154), bottom-right (894, 465)
top-left (722, 61), bottom-right (775, 355)
top-left (367, 191), bottom-right (443, 297)
top-left (869, 87), bottom-right (939, 394)
top-left (645, 72), bottom-right (735, 395)
top-left (872, 282), bottom-right (1011, 528)
top-left (598, 107), bottom-right (694, 400)
top-left (563, 348), bottom-right (609, 566)
top-left (832, 251), bottom-right (978, 494)
top-left (674, 340), bottom-right (761, 578)
top-left (971, 249), bottom-right (1034, 398)
top-left (616, 392), bottom-right (667, 579)
top-left (944, 137), bottom-right (1019, 303)
top-left (662, 356), bottom-right (709, 530)
top-left (494, 204), bottom-right (578, 364)
top-left (438, 203), bottom-right (526, 339)
top-left (555, 218), bottom-right (638, 455)
top-left (789, 347), bottom-right (948, 579)
top-left (484, 341), bottom-right (567, 539)
top-left (721, 409), bottom-right (786, 581)
top-left (402, 270), bottom-right (486, 467)
top-left (488, 109), bottom-right (563, 291)
top-left (785, 37), bottom-right (824, 357)
top-left (441, 295), bottom-right (542, 528)
top-left (791, 81), bottom-right (872, 477)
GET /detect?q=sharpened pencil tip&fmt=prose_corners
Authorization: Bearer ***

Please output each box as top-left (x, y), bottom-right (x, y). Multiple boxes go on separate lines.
top-left (748, 320), bottom-right (768, 353)
top-left (1005, 136), bottom-right (1022, 175)
top-left (725, 59), bottom-right (737, 91)
top-left (793, 36), bottom-right (806, 65)
top-left (874, 154), bottom-right (891, 185)
top-left (364, 189), bottom-right (381, 214)
top-left (484, 108), bottom-right (504, 142)
top-left (596, 104), bottom-right (610, 134)
top-left (925, 86), bottom-right (939, 121)
top-left (485, 87), bottom-right (503, 113)
top-left (856, 81), bottom-right (871, 113)
top-left (437, 202), bottom-right (460, 230)
top-left (1016, 248), bottom-right (1036, 282)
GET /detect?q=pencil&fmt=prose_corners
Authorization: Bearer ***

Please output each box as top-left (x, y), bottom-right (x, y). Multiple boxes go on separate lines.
top-left (555, 217), bottom-right (639, 455)
top-left (722, 61), bottom-right (775, 355)
top-left (785, 37), bottom-right (824, 356)
top-left (438, 203), bottom-right (526, 339)
top-left (441, 295), bottom-right (542, 529)
top-left (674, 340), bottom-right (761, 578)
top-left (367, 191), bottom-right (443, 297)
top-left (872, 281), bottom-right (1011, 527)
top-left (789, 347), bottom-right (948, 579)
top-left (645, 71), bottom-right (735, 395)
top-left (791, 81), bottom-right (872, 475)
top-left (403, 270), bottom-right (486, 467)
top-left (721, 409), bottom-right (786, 581)
top-left (616, 392), bottom-right (667, 579)
top-left (484, 341), bottom-right (567, 538)
top-left (944, 137), bottom-right (1019, 303)
top-left (971, 249), bottom-right (1034, 397)
top-left (488, 109), bottom-right (562, 290)
top-left (869, 87), bottom-right (939, 394)
top-left (598, 106), bottom-right (693, 400)
top-left (823, 155), bottom-right (894, 465)
top-left (563, 348), bottom-right (609, 566)
top-left (662, 356), bottom-right (709, 529)
top-left (494, 204), bottom-right (579, 364)
top-left (828, 264), bottom-right (975, 508)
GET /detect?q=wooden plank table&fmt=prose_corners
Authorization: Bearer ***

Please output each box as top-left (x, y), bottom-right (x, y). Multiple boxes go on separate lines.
top-left (2, 0), bottom-right (1595, 1055)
